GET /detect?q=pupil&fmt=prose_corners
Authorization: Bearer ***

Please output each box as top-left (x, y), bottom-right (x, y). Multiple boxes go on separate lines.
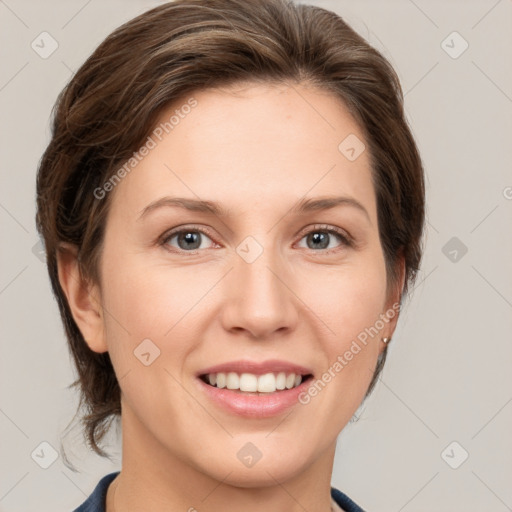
top-left (180, 232), bottom-right (200, 250)
top-left (310, 232), bottom-right (328, 249)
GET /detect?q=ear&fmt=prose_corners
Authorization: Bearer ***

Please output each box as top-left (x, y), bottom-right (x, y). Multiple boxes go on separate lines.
top-left (56, 243), bottom-right (107, 353)
top-left (379, 254), bottom-right (406, 353)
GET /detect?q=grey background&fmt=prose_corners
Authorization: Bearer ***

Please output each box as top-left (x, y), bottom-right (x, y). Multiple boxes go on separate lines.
top-left (1, 0), bottom-right (511, 510)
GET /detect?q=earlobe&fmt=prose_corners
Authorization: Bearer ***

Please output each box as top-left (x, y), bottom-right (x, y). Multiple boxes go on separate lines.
top-left (56, 243), bottom-right (108, 353)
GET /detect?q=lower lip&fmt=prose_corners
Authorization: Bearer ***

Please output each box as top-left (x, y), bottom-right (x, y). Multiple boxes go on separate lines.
top-left (196, 377), bottom-right (312, 418)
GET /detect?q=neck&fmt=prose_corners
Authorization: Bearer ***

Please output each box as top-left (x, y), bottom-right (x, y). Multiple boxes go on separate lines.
top-left (108, 403), bottom-right (338, 512)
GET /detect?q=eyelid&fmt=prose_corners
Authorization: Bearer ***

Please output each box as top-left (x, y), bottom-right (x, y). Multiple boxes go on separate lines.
top-left (295, 223), bottom-right (353, 247)
top-left (159, 223), bottom-right (354, 254)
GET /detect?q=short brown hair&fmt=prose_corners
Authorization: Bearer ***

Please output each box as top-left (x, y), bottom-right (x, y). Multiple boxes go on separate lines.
top-left (36, 0), bottom-right (425, 458)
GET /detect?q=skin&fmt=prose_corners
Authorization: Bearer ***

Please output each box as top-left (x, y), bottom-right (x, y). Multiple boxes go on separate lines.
top-left (58, 81), bottom-right (404, 512)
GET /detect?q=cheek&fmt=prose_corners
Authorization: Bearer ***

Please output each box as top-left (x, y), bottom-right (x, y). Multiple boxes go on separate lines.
top-left (99, 254), bottom-right (226, 387)
top-left (302, 256), bottom-right (388, 345)
top-left (101, 255), bottom-right (204, 335)
top-left (303, 253), bottom-right (387, 396)
top-left (98, 261), bottom-right (206, 423)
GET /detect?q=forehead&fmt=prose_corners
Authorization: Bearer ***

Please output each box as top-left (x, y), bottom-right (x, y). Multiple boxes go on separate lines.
top-left (107, 81), bottom-right (377, 224)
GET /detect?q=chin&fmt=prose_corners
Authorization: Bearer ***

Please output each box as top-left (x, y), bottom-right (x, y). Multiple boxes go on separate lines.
top-left (202, 441), bottom-right (314, 488)
top-left (218, 461), bottom-right (307, 489)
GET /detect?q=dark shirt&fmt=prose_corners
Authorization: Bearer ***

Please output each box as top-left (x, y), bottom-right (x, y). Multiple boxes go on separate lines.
top-left (73, 471), bottom-right (366, 512)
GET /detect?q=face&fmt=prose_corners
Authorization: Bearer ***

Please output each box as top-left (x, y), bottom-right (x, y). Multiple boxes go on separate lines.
top-left (78, 82), bottom-right (401, 486)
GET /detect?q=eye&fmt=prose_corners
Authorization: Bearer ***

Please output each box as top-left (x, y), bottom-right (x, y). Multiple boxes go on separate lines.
top-left (161, 225), bottom-right (217, 253)
top-left (296, 224), bottom-right (353, 254)
top-left (159, 223), bottom-right (353, 255)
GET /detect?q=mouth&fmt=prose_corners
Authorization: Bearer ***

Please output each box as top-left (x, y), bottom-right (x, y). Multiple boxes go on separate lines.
top-left (199, 371), bottom-right (314, 394)
top-left (195, 364), bottom-right (315, 418)
top-left (195, 359), bottom-right (315, 417)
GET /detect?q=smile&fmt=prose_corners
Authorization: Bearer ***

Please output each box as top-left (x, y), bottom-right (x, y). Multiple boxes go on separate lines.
top-left (196, 365), bottom-right (314, 418)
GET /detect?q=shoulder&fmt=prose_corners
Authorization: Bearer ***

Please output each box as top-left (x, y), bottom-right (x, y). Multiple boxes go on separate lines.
top-left (72, 472), bottom-right (120, 512)
top-left (331, 486), bottom-right (367, 512)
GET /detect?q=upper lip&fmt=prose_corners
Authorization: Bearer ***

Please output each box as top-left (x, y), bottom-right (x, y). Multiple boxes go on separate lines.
top-left (197, 359), bottom-right (314, 377)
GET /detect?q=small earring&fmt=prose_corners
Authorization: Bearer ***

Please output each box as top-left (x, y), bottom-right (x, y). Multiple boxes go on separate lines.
top-left (382, 337), bottom-right (391, 344)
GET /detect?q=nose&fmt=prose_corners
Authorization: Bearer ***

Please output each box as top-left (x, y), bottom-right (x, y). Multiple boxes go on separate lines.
top-left (220, 243), bottom-right (299, 340)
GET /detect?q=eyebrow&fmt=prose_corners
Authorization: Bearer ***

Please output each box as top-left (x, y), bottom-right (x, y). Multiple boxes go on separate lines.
top-left (138, 195), bottom-right (371, 224)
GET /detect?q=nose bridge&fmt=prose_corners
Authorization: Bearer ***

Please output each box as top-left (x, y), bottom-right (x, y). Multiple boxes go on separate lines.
top-left (222, 235), bottom-right (297, 337)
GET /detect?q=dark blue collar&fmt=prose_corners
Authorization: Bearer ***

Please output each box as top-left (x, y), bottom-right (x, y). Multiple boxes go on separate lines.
top-left (73, 472), bottom-right (118, 512)
top-left (73, 471), bottom-right (366, 511)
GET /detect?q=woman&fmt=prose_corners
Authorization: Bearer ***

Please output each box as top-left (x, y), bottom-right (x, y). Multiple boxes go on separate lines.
top-left (35, 0), bottom-right (425, 510)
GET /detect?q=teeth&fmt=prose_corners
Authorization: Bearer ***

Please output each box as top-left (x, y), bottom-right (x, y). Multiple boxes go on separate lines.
top-left (240, 373), bottom-right (258, 392)
top-left (203, 372), bottom-right (304, 393)
top-left (226, 372), bottom-right (239, 390)
top-left (216, 373), bottom-right (226, 389)
top-left (257, 373), bottom-right (275, 393)
top-left (285, 373), bottom-right (295, 389)
top-left (276, 372), bottom-right (286, 390)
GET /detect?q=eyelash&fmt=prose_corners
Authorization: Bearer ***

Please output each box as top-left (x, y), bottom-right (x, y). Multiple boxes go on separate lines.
top-left (159, 224), bottom-right (354, 255)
